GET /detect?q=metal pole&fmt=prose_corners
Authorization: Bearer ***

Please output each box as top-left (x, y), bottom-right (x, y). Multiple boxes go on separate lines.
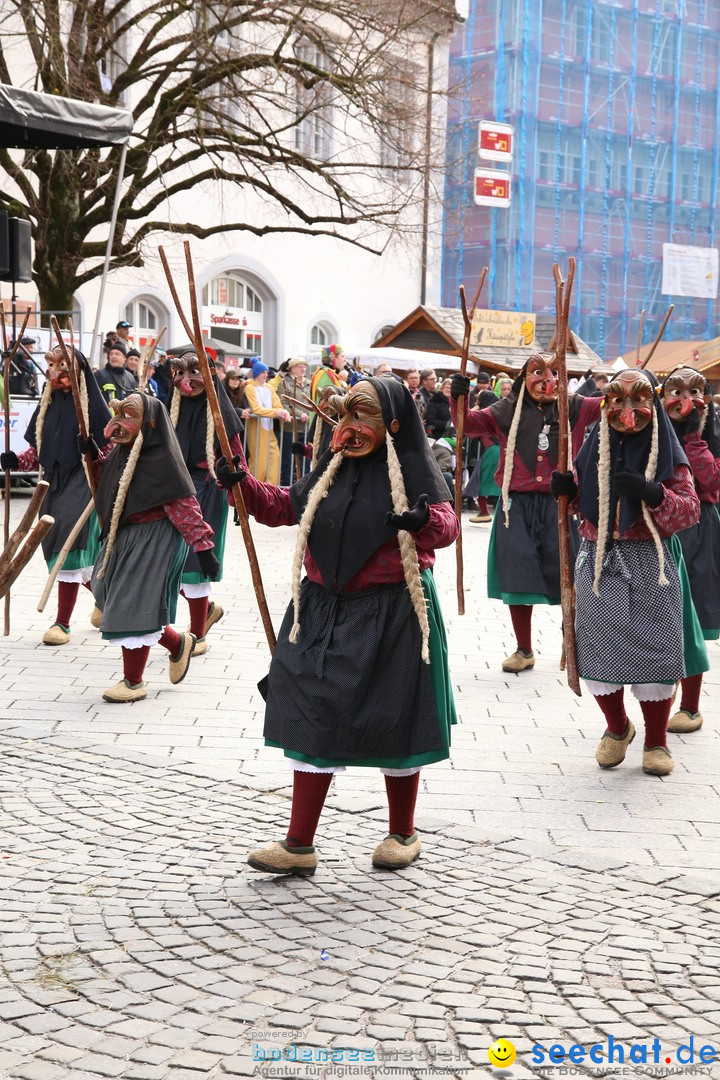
top-left (89, 141), bottom-right (129, 368)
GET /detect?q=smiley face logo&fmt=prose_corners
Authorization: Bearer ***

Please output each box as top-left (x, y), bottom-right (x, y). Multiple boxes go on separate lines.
top-left (488, 1038), bottom-right (516, 1068)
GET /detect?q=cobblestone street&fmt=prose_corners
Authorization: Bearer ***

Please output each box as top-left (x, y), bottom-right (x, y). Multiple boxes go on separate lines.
top-left (2, 490), bottom-right (720, 1080)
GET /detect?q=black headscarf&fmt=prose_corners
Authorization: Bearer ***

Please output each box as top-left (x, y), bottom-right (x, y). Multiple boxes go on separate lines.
top-left (575, 369), bottom-right (688, 533)
top-left (659, 369), bottom-right (720, 460)
top-left (25, 351), bottom-right (110, 473)
top-left (289, 376), bottom-right (450, 591)
top-left (482, 357), bottom-right (584, 473)
top-left (169, 376), bottom-right (243, 469)
top-left (95, 395), bottom-right (195, 538)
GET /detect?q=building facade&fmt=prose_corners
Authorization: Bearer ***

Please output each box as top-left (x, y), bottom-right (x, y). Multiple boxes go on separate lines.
top-left (442, 0), bottom-right (720, 360)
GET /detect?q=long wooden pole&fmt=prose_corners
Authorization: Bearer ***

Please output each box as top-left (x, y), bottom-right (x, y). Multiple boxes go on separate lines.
top-left (635, 308), bottom-right (646, 367)
top-left (454, 267), bottom-right (488, 616)
top-left (0, 303), bottom-right (33, 635)
top-left (0, 479), bottom-right (49, 579)
top-left (291, 375), bottom-right (302, 484)
top-left (640, 305), bottom-right (674, 370)
top-left (0, 516), bottom-right (54, 600)
top-left (552, 259), bottom-right (581, 697)
top-left (37, 499), bottom-right (94, 613)
top-left (138, 325), bottom-right (166, 393)
top-left (159, 242), bottom-right (276, 653)
top-left (50, 316), bottom-right (97, 497)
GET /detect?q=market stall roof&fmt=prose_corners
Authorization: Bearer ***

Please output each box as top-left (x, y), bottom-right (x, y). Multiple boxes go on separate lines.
top-left (0, 85), bottom-right (132, 149)
top-left (619, 337), bottom-right (720, 378)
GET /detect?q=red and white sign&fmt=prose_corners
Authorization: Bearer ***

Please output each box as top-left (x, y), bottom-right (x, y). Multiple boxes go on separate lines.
top-left (473, 169), bottom-right (512, 208)
top-left (478, 121), bottom-right (513, 162)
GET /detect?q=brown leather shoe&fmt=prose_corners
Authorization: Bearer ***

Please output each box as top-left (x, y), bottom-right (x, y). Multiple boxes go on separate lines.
top-left (247, 840), bottom-right (318, 877)
top-left (595, 719), bottom-right (636, 768)
top-left (502, 649), bottom-right (535, 673)
top-left (643, 745), bottom-right (674, 776)
top-left (372, 832), bottom-right (421, 870)
top-left (667, 708), bottom-right (703, 733)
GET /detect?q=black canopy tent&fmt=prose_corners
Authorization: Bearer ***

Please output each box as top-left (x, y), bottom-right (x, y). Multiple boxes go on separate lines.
top-left (0, 85), bottom-right (133, 362)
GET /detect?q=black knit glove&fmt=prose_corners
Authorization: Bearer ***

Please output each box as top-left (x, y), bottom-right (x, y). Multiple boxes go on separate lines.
top-left (216, 454), bottom-right (246, 489)
top-left (0, 451), bottom-right (19, 471)
top-left (77, 433), bottom-right (100, 459)
top-left (615, 469), bottom-right (663, 508)
top-left (550, 470), bottom-right (578, 500)
top-left (450, 374), bottom-right (471, 401)
top-left (386, 495), bottom-right (429, 533)
top-left (196, 548), bottom-right (220, 581)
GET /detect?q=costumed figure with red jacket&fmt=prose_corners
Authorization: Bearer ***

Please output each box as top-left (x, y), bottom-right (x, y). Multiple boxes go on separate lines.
top-left (451, 355), bottom-right (601, 673)
top-left (167, 351), bottom-right (244, 654)
top-left (551, 369), bottom-right (703, 776)
top-left (217, 376), bottom-right (458, 877)
top-left (659, 367), bottom-right (720, 734)
top-left (90, 394), bottom-right (218, 703)
top-left (0, 346), bottom-right (110, 645)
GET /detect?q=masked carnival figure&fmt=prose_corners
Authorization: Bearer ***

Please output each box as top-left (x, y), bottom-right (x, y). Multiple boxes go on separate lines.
top-left (0, 346), bottom-right (110, 645)
top-left (91, 394), bottom-right (218, 702)
top-left (552, 369), bottom-right (703, 776)
top-left (168, 351), bottom-right (244, 653)
top-left (217, 377), bottom-right (458, 876)
top-left (451, 355), bottom-right (601, 673)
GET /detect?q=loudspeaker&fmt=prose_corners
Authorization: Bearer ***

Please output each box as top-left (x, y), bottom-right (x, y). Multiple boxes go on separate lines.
top-left (8, 218), bottom-right (32, 283)
top-left (0, 211), bottom-right (8, 277)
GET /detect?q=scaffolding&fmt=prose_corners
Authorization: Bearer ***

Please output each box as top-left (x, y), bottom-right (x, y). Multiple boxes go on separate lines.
top-left (443, 0), bottom-right (720, 360)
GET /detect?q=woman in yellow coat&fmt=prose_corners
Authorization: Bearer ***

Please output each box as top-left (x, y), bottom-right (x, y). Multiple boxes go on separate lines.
top-left (243, 360), bottom-right (291, 483)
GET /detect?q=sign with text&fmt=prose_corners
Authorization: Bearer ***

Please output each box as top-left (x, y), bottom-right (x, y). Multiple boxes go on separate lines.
top-left (471, 310), bottom-right (536, 348)
top-left (662, 243), bottom-right (718, 299)
top-left (478, 121), bottom-right (513, 162)
top-left (473, 169), bottom-right (512, 208)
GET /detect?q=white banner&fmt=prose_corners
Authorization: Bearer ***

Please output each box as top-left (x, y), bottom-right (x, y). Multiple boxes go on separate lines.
top-left (662, 243), bottom-right (718, 299)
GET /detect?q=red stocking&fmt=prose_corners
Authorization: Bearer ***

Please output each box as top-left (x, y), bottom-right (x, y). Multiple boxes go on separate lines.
top-left (509, 604), bottom-right (533, 653)
top-left (593, 688), bottom-right (629, 736)
top-left (385, 772), bottom-right (420, 838)
top-left (122, 646), bottom-right (150, 686)
top-left (679, 673), bottom-right (703, 715)
top-left (56, 582), bottom-right (80, 628)
top-left (639, 697), bottom-right (672, 748)
top-left (286, 771), bottom-right (333, 847)
top-left (158, 626), bottom-right (182, 656)
top-left (185, 596), bottom-right (209, 638)
top-left (476, 497), bottom-right (489, 515)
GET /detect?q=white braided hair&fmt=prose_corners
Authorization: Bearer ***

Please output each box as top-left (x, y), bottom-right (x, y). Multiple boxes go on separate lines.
top-left (640, 405), bottom-right (668, 587)
top-left (97, 431), bottom-right (144, 578)
top-left (169, 388), bottom-right (216, 478)
top-left (385, 431), bottom-right (431, 664)
top-left (501, 380), bottom-right (525, 527)
top-left (33, 377), bottom-right (53, 469)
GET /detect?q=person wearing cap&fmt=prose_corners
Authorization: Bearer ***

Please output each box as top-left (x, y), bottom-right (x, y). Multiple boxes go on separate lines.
top-left (7, 336), bottom-right (39, 397)
top-left (243, 360), bottom-right (291, 483)
top-left (95, 341), bottom-right (139, 404)
top-left (115, 320), bottom-right (131, 342)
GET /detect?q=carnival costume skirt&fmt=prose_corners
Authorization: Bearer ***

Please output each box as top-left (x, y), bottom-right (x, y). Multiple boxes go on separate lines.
top-left (182, 467), bottom-right (228, 584)
top-left (43, 465), bottom-right (101, 571)
top-left (575, 538), bottom-right (687, 685)
top-left (674, 501), bottom-right (720, 638)
top-left (478, 443), bottom-right (501, 498)
top-left (487, 491), bottom-right (579, 605)
top-left (91, 519), bottom-right (187, 638)
top-left (264, 569), bottom-right (456, 769)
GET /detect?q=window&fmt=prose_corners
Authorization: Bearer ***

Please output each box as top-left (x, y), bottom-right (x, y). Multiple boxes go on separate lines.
top-left (98, 17), bottom-right (126, 98)
top-left (570, 7), bottom-right (587, 57)
top-left (294, 39), bottom-right (333, 160)
top-left (202, 276), bottom-right (245, 309)
top-left (311, 324), bottom-right (329, 347)
top-left (246, 286), bottom-right (262, 313)
top-left (246, 333), bottom-right (262, 357)
top-left (379, 77), bottom-right (418, 171)
top-left (123, 297), bottom-right (164, 344)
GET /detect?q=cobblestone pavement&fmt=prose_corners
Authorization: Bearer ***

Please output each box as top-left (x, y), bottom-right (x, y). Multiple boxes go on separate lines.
top-left (2, 490), bottom-right (720, 1080)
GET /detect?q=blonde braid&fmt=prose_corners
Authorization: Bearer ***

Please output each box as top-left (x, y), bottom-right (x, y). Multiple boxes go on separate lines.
top-left (33, 378), bottom-right (53, 468)
top-left (593, 413), bottom-right (612, 596)
top-left (97, 432), bottom-right (144, 578)
top-left (385, 432), bottom-right (430, 664)
top-left (641, 407), bottom-right (668, 586)
top-left (169, 388), bottom-right (181, 428)
top-left (311, 416), bottom-right (323, 468)
top-left (288, 451), bottom-right (344, 644)
top-left (205, 398), bottom-right (216, 479)
top-left (501, 381), bottom-right (525, 527)
top-left (77, 373), bottom-right (94, 491)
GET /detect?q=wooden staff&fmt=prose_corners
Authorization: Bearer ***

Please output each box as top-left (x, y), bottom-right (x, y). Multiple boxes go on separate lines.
top-left (50, 316), bottom-right (97, 497)
top-left (635, 308), bottom-right (646, 367)
top-left (138, 325), bottom-right (167, 392)
top-left (1, 303), bottom-right (33, 635)
top-left (552, 259), bottom-right (581, 697)
top-left (159, 242), bottom-right (276, 653)
top-left (0, 479), bottom-right (49, 578)
top-left (37, 498), bottom-right (94, 612)
top-left (0, 516), bottom-right (54, 600)
top-left (454, 266), bottom-right (488, 616)
top-left (640, 305), bottom-right (674, 370)
top-left (291, 375), bottom-right (302, 483)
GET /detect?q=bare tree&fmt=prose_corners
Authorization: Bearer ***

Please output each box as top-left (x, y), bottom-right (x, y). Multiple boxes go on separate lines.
top-left (0, 0), bottom-right (457, 314)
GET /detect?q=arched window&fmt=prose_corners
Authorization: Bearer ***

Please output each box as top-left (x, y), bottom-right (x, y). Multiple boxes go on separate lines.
top-left (202, 273), bottom-right (265, 355)
top-left (123, 297), bottom-right (168, 347)
top-left (310, 321), bottom-right (338, 349)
